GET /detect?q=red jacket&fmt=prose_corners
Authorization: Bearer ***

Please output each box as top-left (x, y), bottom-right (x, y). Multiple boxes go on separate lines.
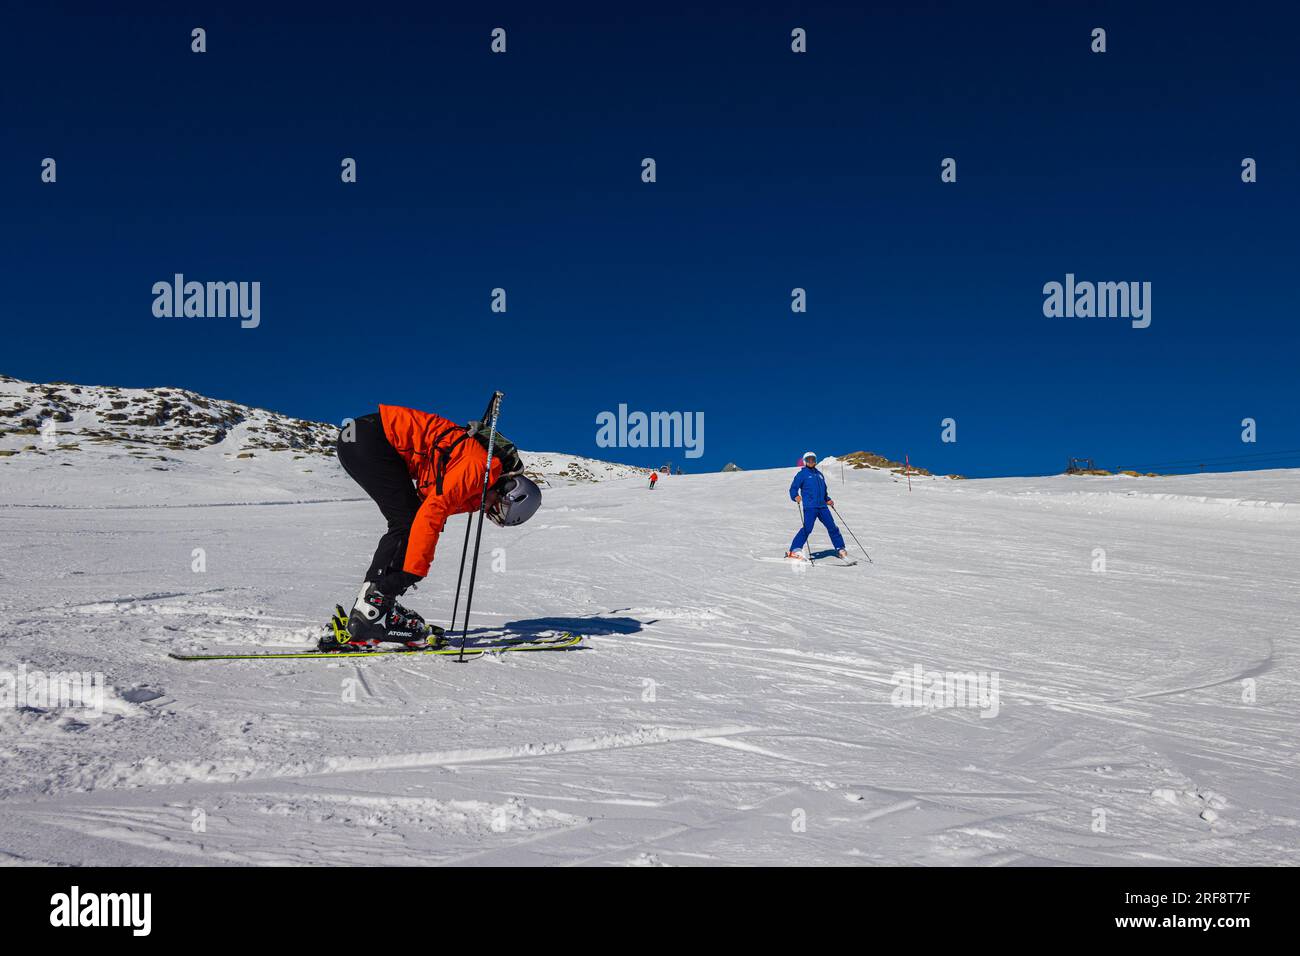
top-left (379, 405), bottom-right (504, 577)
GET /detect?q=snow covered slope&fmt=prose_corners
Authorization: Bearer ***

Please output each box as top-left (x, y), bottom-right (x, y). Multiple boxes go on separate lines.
top-left (521, 451), bottom-right (648, 487)
top-left (0, 375), bottom-right (646, 506)
top-left (1, 379), bottom-right (1297, 866)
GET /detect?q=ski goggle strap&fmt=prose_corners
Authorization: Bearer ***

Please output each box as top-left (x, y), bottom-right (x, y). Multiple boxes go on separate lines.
top-left (487, 476), bottom-right (520, 524)
top-left (486, 485), bottom-right (508, 524)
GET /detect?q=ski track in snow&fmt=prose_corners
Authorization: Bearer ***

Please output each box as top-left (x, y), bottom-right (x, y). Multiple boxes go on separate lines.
top-left (0, 452), bottom-right (1297, 866)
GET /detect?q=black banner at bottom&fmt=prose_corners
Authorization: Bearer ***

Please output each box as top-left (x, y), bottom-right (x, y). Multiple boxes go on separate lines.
top-left (0, 865), bottom-right (1285, 943)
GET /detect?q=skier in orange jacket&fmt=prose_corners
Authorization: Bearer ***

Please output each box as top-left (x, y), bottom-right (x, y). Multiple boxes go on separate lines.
top-left (327, 405), bottom-right (541, 648)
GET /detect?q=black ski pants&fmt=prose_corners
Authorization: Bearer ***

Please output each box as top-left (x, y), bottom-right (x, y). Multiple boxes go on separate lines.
top-left (336, 412), bottom-right (422, 593)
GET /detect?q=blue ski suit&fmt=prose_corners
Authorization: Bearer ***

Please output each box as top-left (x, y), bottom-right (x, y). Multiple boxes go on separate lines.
top-left (789, 466), bottom-right (845, 552)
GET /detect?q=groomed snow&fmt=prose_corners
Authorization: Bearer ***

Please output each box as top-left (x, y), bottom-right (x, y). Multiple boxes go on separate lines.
top-left (1, 416), bottom-right (1297, 865)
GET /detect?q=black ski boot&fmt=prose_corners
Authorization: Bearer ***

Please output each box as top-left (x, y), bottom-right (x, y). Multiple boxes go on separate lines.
top-left (391, 599), bottom-right (446, 648)
top-left (338, 583), bottom-right (444, 649)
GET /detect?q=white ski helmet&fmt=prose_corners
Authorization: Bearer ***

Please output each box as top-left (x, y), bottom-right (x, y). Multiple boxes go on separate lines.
top-left (486, 474), bottom-right (542, 527)
top-left (802, 451), bottom-right (817, 463)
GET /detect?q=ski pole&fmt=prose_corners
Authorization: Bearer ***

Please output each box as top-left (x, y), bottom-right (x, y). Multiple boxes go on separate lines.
top-left (448, 391), bottom-right (500, 631)
top-left (794, 499), bottom-right (814, 565)
top-left (448, 513), bottom-right (473, 631)
top-left (456, 390), bottom-right (504, 662)
top-left (830, 503), bottom-right (873, 564)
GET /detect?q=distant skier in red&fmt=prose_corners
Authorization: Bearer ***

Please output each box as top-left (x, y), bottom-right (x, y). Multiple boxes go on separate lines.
top-left (649, 471), bottom-right (659, 490)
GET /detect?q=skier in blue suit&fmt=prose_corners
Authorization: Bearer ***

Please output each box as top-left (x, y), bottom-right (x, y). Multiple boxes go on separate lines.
top-left (787, 451), bottom-right (847, 560)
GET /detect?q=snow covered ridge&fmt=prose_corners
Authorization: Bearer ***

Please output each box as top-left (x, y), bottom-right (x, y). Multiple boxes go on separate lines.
top-left (946, 471), bottom-right (1300, 516)
top-left (0, 374), bottom-right (336, 457)
top-left (0, 375), bottom-right (647, 504)
top-left (826, 450), bottom-right (953, 479)
top-left (521, 451), bottom-right (649, 486)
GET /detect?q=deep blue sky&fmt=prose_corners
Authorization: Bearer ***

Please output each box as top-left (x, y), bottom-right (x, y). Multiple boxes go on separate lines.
top-left (3, 2), bottom-right (1296, 477)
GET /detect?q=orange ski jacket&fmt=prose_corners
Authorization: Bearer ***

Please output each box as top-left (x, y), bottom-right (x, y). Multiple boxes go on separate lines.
top-left (379, 404), bottom-right (504, 577)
